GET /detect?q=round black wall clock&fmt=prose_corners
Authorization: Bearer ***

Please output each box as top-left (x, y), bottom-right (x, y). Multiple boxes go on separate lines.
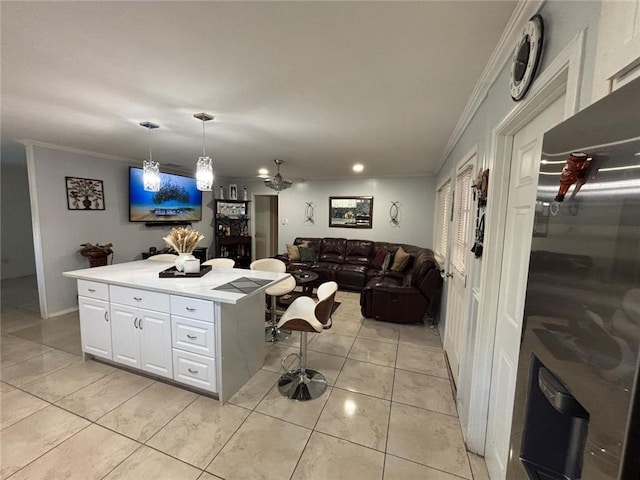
top-left (510, 14), bottom-right (544, 102)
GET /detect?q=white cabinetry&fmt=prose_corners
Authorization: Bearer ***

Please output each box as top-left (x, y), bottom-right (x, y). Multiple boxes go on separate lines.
top-left (109, 285), bottom-right (173, 379)
top-left (170, 295), bottom-right (217, 392)
top-left (77, 279), bottom-right (112, 360)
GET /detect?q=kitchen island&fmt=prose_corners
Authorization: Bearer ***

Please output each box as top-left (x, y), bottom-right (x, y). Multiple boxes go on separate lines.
top-left (63, 260), bottom-right (290, 403)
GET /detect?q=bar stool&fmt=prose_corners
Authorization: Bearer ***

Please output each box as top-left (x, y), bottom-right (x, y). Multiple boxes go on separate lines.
top-left (250, 258), bottom-right (297, 342)
top-left (202, 258), bottom-right (235, 268)
top-left (277, 281), bottom-right (337, 400)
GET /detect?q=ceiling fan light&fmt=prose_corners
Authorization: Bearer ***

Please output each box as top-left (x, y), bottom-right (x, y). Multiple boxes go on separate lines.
top-left (264, 159), bottom-right (293, 192)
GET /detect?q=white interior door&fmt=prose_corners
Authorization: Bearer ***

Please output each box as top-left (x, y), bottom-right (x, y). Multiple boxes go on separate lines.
top-left (444, 155), bottom-right (475, 384)
top-left (484, 96), bottom-right (564, 479)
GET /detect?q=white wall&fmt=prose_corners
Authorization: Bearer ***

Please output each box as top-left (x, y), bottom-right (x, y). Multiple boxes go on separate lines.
top-left (28, 145), bottom-right (214, 317)
top-left (242, 175), bottom-right (436, 253)
top-left (1, 151), bottom-right (36, 279)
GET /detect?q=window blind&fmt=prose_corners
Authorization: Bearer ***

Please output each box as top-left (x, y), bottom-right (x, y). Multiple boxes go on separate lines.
top-left (435, 180), bottom-right (451, 259)
top-left (451, 165), bottom-right (473, 276)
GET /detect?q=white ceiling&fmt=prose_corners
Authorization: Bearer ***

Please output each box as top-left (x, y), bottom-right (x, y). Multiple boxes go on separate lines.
top-left (1, 1), bottom-right (516, 180)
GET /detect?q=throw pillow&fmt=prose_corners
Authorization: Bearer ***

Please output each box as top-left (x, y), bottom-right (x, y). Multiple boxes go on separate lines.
top-left (390, 246), bottom-right (411, 272)
top-left (371, 247), bottom-right (387, 270)
top-left (381, 252), bottom-right (393, 273)
top-left (286, 244), bottom-right (300, 261)
top-left (299, 246), bottom-right (317, 262)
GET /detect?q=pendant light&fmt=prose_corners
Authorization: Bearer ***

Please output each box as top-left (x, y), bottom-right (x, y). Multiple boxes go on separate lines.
top-left (194, 113), bottom-right (214, 191)
top-left (139, 121), bottom-right (160, 192)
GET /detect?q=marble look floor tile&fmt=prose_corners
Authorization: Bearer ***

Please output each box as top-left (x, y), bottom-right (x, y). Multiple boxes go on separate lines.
top-left (256, 384), bottom-right (331, 429)
top-left (396, 344), bottom-right (448, 378)
top-left (13, 314), bottom-right (79, 346)
top-left (0, 313), bottom-right (44, 334)
top-left (262, 344), bottom-right (298, 373)
top-left (306, 350), bottom-right (346, 386)
top-left (308, 332), bottom-right (355, 357)
top-left (98, 381), bottom-right (197, 442)
top-left (469, 453), bottom-right (490, 480)
top-left (0, 335), bottom-right (53, 367)
top-left (348, 337), bottom-right (397, 367)
top-left (335, 359), bottom-right (394, 399)
top-left (315, 388), bottom-right (390, 451)
top-left (198, 473), bottom-right (224, 480)
top-left (228, 369), bottom-right (280, 410)
top-left (0, 381), bottom-right (14, 393)
top-left (207, 412), bottom-right (311, 480)
top-left (392, 369), bottom-right (456, 416)
top-left (0, 387), bottom-right (49, 429)
top-left (387, 403), bottom-right (471, 479)
top-left (56, 370), bottom-right (154, 421)
top-left (327, 317), bottom-right (362, 337)
top-left (357, 320), bottom-right (399, 344)
top-left (397, 324), bottom-right (443, 350)
top-left (0, 405), bottom-right (89, 478)
top-left (103, 445), bottom-right (201, 480)
top-left (0, 349), bottom-right (81, 387)
top-left (9, 424), bottom-right (139, 480)
top-left (22, 359), bottom-right (115, 403)
top-left (383, 454), bottom-right (461, 480)
top-left (147, 396), bottom-right (250, 469)
top-left (291, 431), bottom-right (384, 480)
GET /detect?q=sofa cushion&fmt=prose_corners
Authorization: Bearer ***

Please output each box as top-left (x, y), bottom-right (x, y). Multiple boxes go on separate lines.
top-left (345, 240), bottom-right (374, 267)
top-left (310, 262), bottom-right (340, 282)
top-left (391, 246), bottom-right (411, 272)
top-left (299, 246), bottom-right (318, 262)
top-left (336, 264), bottom-right (368, 289)
top-left (371, 247), bottom-right (386, 270)
top-left (319, 238), bottom-right (347, 263)
top-left (381, 252), bottom-right (393, 273)
top-left (286, 244), bottom-right (300, 261)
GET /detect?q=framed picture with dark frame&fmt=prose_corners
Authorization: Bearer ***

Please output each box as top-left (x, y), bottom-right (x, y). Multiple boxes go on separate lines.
top-left (329, 196), bottom-right (373, 228)
top-left (66, 176), bottom-right (105, 210)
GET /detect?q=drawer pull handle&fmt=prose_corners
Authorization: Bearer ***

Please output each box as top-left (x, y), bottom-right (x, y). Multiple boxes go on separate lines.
top-left (105, 311), bottom-right (109, 322)
top-left (188, 368), bottom-right (199, 374)
top-left (186, 307), bottom-right (196, 312)
top-left (134, 318), bottom-right (139, 329)
top-left (133, 297), bottom-right (142, 301)
top-left (88, 288), bottom-right (96, 293)
top-left (187, 334), bottom-right (197, 340)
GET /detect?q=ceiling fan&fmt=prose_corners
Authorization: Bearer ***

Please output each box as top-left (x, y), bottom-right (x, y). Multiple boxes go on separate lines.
top-left (263, 159), bottom-right (293, 192)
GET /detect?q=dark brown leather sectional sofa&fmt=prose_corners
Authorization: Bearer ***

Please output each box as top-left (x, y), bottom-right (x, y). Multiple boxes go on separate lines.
top-left (275, 237), bottom-right (443, 324)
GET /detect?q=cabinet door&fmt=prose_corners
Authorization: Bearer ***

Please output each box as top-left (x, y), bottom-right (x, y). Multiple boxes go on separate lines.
top-left (78, 297), bottom-right (112, 359)
top-left (139, 309), bottom-right (173, 379)
top-left (111, 303), bottom-right (140, 368)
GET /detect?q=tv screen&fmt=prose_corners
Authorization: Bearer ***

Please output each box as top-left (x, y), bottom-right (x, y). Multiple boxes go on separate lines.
top-left (129, 167), bottom-right (203, 223)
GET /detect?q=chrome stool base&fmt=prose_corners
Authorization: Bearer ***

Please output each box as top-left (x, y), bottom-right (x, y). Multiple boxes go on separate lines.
top-left (278, 369), bottom-right (327, 401)
top-left (265, 326), bottom-right (291, 342)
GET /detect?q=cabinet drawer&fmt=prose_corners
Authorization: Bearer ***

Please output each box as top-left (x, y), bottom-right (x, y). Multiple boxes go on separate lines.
top-left (173, 349), bottom-right (216, 392)
top-left (172, 315), bottom-right (215, 357)
top-left (170, 296), bottom-right (214, 322)
top-left (110, 285), bottom-right (170, 312)
top-left (77, 280), bottom-right (109, 301)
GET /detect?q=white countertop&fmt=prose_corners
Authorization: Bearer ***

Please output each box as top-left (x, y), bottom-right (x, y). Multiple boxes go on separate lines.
top-left (63, 260), bottom-right (290, 304)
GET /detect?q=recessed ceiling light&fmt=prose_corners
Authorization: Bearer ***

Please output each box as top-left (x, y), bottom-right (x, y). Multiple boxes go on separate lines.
top-left (634, 152), bottom-right (640, 156)
top-left (258, 168), bottom-right (269, 175)
top-left (352, 163), bottom-right (364, 173)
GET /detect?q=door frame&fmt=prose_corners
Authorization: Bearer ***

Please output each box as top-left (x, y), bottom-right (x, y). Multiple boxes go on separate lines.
top-left (463, 30), bottom-right (585, 454)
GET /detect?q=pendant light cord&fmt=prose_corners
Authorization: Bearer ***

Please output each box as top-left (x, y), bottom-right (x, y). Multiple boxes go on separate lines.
top-left (148, 127), bottom-right (152, 161)
top-left (202, 120), bottom-right (206, 158)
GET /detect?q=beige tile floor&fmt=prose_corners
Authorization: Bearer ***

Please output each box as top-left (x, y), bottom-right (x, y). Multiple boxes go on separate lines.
top-left (1, 275), bottom-right (490, 480)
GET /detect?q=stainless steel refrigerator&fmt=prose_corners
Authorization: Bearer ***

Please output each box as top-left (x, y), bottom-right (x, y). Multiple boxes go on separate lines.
top-left (506, 77), bottom-right (640, 479)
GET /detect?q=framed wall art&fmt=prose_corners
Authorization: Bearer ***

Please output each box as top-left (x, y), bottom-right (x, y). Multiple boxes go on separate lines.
top-left (329, 196), bottom-right (373, 228)
top-left (229, 184), bottom-right (238, 200)
top-left (66, 176), bottom-right (105, 210)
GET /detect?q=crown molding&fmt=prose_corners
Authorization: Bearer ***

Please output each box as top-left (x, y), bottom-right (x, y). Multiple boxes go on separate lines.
top-left (435, 0), bottom-right (545, 174)
top-left (16, 139), bottom-right (134, 163)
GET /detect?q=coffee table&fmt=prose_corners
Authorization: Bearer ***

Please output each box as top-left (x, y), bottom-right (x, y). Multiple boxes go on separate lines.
top-left (279, 270), bottom-right (319, 306)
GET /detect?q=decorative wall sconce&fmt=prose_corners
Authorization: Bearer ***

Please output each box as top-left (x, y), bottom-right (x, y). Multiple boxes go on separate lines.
top-left (304, 202), bottom-right (315, 224)
top-left (389, 201), bottom-right (400, 226)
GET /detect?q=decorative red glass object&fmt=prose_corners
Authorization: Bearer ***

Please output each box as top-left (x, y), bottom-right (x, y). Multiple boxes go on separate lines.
top-left (555, 152), bottom-right (589, 202)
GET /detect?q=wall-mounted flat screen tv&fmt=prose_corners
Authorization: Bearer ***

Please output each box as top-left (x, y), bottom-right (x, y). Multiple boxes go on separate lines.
top-left (129, 167), bottom-right (202, 223)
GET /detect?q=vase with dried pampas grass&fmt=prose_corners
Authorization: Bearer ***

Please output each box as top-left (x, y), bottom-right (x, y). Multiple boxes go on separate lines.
top-left (162, 227), bottom-right (205, 271)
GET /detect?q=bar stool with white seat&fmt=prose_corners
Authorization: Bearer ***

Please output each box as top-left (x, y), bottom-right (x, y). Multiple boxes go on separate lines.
top-left (250, 258), bottom-right (297, 342)
top-left (202, 258), bottom-right (235, 268)
top-left (277, 281), bottom-right (337, 400)
top-left (147, 254), bottom-right (178, 261)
